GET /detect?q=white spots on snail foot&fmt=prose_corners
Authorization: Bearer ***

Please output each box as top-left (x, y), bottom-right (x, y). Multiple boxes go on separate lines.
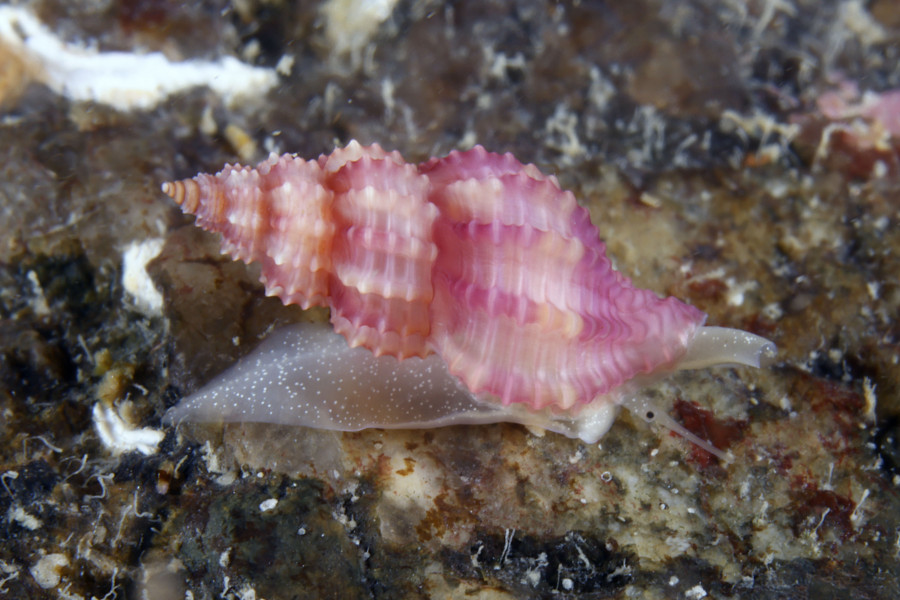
top-left (165, 322), bottom-right (494, 431)
top-left (166, 322), bottom-right (629, 442)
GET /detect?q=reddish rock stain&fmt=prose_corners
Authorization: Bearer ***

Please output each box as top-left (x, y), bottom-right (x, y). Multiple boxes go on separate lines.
top-left (688, 278), bottom-right (729, 305)
top-left (798, 374), bottom-right (866, 442)
top-left (672, 398), bottom-right (748, 467)
top-left (790, 478), bottom-right (857, 541)
top-left (395, 457), bottom-right (416, 477)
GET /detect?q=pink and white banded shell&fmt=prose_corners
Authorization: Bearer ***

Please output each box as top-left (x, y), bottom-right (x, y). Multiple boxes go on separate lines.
top-left (162, 141), bottom-right (775, 452)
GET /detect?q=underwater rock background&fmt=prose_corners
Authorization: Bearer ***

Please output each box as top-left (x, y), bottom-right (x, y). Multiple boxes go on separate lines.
top-left (0, 0), bottom-right (898, 597)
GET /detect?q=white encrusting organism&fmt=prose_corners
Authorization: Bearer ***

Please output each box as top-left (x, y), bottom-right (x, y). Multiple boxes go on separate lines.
top-left (121, 238), bottom-right (165, 316)
top-left (0, 6), bottom-right (278, 111)
top-left (94, 403), bottom-right (164, 456)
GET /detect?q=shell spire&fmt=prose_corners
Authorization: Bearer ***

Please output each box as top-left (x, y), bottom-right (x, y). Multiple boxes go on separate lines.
top-left (163, 141), bottom-right (756, 416)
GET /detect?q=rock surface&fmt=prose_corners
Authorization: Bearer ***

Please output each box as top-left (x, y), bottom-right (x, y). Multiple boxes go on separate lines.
top-left (0, 1), bottom-right (898, 598)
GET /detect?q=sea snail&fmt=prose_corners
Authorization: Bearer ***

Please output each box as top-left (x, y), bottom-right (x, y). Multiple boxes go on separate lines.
top-left (162, 141), bottom-right (775, 458)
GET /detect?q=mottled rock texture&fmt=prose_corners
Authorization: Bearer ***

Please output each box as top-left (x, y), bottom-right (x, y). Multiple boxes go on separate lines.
top-left (1, 0), bottom-right (899, 598)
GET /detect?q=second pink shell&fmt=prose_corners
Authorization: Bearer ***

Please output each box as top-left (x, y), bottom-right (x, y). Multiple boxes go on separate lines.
top-left (162, 141), bottom-right (706, 411)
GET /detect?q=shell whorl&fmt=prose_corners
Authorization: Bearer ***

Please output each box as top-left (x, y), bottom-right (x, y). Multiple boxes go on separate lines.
top-left (163, 141), bottom-right (707, 411)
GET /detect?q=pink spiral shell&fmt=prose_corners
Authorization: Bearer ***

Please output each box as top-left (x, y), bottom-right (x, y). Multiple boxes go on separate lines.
top-left (162, 141), bottom-right (706, 412)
